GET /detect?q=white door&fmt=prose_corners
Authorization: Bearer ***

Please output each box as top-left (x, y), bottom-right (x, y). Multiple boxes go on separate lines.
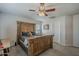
top-left (54, 21), bottom-right (60, 44)
top-left (73, 15), bottom-right (79, 47)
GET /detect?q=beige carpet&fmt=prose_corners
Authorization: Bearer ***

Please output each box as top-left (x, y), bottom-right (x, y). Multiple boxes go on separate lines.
top-left (8, 45), bottom-right (27, 56)
top-left (7, 43), bottom-right (79, 56)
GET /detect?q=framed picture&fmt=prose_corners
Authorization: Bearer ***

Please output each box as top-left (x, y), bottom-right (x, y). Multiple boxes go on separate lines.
top-left (43, 24), bottom-right (49, 30)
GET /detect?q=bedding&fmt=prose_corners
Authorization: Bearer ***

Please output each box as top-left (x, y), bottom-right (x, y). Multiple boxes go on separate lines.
top-left (20, 36), bottom-right (28, 48)
top-left (31, 32), bottom-right (36, 36)
top-left (22, 32), bottom-right (29, 37)
top-left (20, 31), bottom-right (37, 48)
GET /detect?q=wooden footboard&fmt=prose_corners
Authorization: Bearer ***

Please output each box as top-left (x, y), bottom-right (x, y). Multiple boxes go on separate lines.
top-left (28, 35), bottom-right (53, 56)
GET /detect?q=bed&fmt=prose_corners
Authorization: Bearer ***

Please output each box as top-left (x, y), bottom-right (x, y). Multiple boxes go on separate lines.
top-left (18, 32), bottom-right (53, 56)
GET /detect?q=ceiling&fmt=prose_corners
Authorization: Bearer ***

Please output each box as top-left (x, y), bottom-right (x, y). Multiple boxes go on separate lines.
top-left (0, 3), bottom-right (79, 21)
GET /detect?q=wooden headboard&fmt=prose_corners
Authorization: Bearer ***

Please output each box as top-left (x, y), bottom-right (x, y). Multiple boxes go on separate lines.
top-left (17, 21), bottom-right (36, 39)
top-left (20, 22), bottom-right (35, 32)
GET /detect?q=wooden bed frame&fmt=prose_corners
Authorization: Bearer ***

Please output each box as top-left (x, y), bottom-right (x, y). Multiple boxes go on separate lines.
top-left (19, 35), bottom-right (53, 56)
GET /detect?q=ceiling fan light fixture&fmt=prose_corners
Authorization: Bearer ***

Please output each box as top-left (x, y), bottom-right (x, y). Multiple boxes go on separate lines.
top-left (38, 3), bottom-right (47, 16)
top-left (38, 10), bottom-right (48, 16)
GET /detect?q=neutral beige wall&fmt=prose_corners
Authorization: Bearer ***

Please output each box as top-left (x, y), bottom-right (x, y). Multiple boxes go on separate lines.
top-left (42, 18), bottom-right (55, 35)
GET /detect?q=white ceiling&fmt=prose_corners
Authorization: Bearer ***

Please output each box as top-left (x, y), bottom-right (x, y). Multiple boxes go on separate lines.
top-left (0, 3), bottom-right (79, 21)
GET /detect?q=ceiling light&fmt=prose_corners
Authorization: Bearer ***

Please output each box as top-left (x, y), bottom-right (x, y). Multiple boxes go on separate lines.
top-left (38, 3), bottom-right (47, 16)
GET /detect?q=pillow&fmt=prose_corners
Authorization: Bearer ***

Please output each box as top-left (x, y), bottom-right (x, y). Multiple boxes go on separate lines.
top-left (29, 32), bottom-right (32, 37)
top-left (31, 32), bottom-right (36, 36)
top-left (22, 32), bottom-right (29, 36)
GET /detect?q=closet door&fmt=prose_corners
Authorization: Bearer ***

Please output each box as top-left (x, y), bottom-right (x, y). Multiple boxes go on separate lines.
top-left (54, 21), bottom-right (60, 44)
top-left (73, 15), bottom-right (79, 47)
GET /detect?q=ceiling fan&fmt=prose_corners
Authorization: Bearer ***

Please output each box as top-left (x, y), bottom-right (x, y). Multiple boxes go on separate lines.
top-left (29, 3), bottom-right (56, 16)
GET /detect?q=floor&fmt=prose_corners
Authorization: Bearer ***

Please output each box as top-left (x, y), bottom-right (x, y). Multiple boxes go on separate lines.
top-left (40, 43), bottom-right (79, 56)
top-left (8, 43), bottom-right (79, 56)
top-left (8, 46), bottom-right (26, 56)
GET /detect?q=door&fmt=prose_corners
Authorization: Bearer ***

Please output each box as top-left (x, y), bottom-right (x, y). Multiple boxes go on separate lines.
top-left (73, 15), bottom-right (79, 47)
top-left (54, 21), bottom-right (60, 44)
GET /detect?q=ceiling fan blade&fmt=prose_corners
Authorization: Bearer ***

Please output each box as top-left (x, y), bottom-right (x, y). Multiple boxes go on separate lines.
top-left (45, 8), bottom-right (56, 12)
top-left (45, 13), bottom-right (48, 16)
top-left (29, 9), bottom-right (36, 12)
